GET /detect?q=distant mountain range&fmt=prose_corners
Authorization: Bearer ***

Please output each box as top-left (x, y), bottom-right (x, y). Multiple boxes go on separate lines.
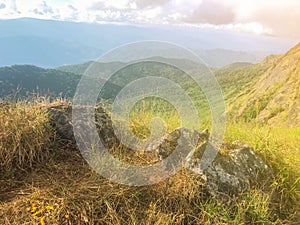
top-left (0, 18), bottom-right (293, 68)
top-left (0, 41), bottom-right (299, 126)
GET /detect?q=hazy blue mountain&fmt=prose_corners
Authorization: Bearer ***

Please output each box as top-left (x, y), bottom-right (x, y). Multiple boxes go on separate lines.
top-left (57, 61), bottom-right (126, 76)
top-left (0, 18), bottom-right (295, 68)
top-left (195, 49), bottom-right (263, 68)
top-left (0, 36), bottom-right (103, 68)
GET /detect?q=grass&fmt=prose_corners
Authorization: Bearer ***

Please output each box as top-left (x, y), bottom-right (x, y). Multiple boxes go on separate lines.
top-left (0, 100), bottom-right (53, 171)
top-left (0, 100), bottom-right (299, 224)
top-left (225, 122), bottom-right (300, 220)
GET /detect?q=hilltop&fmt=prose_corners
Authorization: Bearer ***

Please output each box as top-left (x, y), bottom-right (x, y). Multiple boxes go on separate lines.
top-left (229, 43), bottom-right (300, 127)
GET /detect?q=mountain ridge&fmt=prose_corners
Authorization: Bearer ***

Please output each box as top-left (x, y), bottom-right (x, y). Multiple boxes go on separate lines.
top-left (0, 18), bottom-right (286, 68)
top-left (229, 43), bottom-right (300, 126)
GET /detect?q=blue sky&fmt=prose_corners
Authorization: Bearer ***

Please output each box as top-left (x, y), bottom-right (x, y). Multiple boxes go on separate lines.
top-left (0, 0), bottom-right (299, 40)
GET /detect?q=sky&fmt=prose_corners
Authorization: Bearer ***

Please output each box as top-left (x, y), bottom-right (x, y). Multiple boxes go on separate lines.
top-left (0, 0), bottom-right (299, 39)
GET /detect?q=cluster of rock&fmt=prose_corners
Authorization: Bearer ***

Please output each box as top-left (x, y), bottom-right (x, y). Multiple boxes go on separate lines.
top-left (146, 127), bottom-right (272, 199)
top-left (48, 102), bottom-right (273, 199)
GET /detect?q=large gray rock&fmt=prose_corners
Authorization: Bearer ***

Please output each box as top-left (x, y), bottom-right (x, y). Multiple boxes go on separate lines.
top-left (197, 142), bottom-right (273, 200)
top-left (48, 102), bottom-right (74, 142)
top-left (47, 102), bottom-right (117, 148)
top-left (153, 128), bottom-right (273, 199)
top-left (47, 104), bottom-right (273, 199)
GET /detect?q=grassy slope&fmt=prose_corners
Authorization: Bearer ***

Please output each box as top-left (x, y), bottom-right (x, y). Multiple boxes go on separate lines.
top-left (1, 51), bottom-right (300, 224)
top-left (228, 44), bottom-right (300, 126)
top-left (0, 100), bottom-right (299, 224)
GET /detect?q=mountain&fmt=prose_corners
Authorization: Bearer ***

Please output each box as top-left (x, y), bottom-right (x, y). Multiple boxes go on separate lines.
top-left (0, 36), bottom-right (103, 68)
top-left (57, 61), bottom-right (126, 75)
top-left (1, 44), bottom-right (299, 127)
top-left (0, 56), bottom-right (209, 101)
top-left (228, 43), bottom-right (300, 126)
top-left (222, 62), bottom-right (254, 70)
top-left (196, 49), bottom-right (264, 68)
top-left (0, 18), bottom-right (291, 68)
top-left (215, 59), bottom-right (275, 102)
top-left (0, 65), bottom-right (120, 99)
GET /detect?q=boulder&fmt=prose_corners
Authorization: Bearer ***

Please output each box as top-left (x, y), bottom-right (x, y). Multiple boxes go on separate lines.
top-left (48, 102), bottom-right (74, 142)
top-left (47, 102), bottom-right (117, 148)
top-left (196, 142), bottom-right (273, 200)
top-left (153, 128), bottom-right (273, 199)
top-left (47, 103), bottom-right (273, 199)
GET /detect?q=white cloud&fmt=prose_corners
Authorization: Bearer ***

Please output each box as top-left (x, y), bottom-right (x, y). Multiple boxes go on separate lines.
top-left (31, 1), bottom-right (53, 15)
top-left (185, 0), bottom-right (235, 25)
top-left (233, 0), bottom-right (300, 38)
top-left (0, 0), bottom-right (299, 38)
top-left (0, 3), bottom-right (6, 9)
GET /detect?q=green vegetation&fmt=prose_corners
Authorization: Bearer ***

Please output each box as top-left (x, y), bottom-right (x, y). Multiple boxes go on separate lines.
top-left (1, 45), bottom-right (300, 224)
top-left (214, 60), bottom-right (273, 102)
top-left (0, 100), bottom-right (299, 224)
top-left (0, 65), bottom-right (120, 100)
top-left (228, 44), bottom-right (300, 126)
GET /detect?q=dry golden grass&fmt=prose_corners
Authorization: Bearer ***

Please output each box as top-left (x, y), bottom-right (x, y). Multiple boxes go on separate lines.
top-left (1, 147), bottom-right (279, 225)
top-left (0, 100), bottom-right (299, 224)
top-left (0, 101), bottom-right (53, 171)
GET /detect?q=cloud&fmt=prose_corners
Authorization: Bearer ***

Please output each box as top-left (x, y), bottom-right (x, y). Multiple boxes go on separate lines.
top-left (41, 1), bottom-right (53, 14)
top-left (0, 0), bottom-right (299, 38)
top-left (0, 3), bottom-right (5, 9)
top-left (134, 0), bottom-right (171, 8)
top-left (185, 0), bottom-right (235, 25)
top-left (181, 0), bottom-right (300, 37)
top-left (89, 0), bottom-right (170, 10)
top-left (68, 4), bottom-right (77, 11)
top-left (32, 1), bottom-right (53, 15)
top-left (11, 0), bottom-right (16, 11)
top-left (233, 0), bottom-right (300, 38)
top-left (89, 0), bottom-right (135, 10)
top-left (89, 1), bottom-right (106, 10)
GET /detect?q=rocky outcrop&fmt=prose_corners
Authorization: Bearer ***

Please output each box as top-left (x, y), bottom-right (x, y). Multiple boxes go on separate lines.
top-left (47, 102), bottom-right (117, 148)
top-left (47, 102), bottom-right (273, 199)
top-left (230, 42), bottom-right (300, 127)
top-left (152, 128), bottom-right (273, 199)
top-left (48, 102), bottom-right (74, 142)
top-left (197, 142), bottom-right (272, 200)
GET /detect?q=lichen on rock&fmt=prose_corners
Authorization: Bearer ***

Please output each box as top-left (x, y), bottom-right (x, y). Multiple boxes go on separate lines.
top-left (47, 103), bottom-right (273, 200)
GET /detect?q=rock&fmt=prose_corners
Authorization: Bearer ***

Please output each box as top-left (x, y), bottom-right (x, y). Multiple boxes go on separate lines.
top-left (152, 128), bottom-right (273, 199)
top-left (94, 105), bottom-right (119, 148)
top-left (47, 103), bottom-right (273, 199)
top-left (47, 102), bottom-right (118, 148)
top-left (144, 127), bottom-right (209, 176)
top-left (190, 142), bottom-right (273, 200)
top-left (48, 102), bottom-right (74, 142)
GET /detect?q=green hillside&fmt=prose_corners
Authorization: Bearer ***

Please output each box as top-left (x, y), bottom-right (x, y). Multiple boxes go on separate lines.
top-left (0, 65), bottom-right (120, 100)
top-left (1, 48), bottom-right (300, 224)
top-left (59, 56), bottom-right (287, 126)
top-left (0, 48), bottom-right (298, 128)
top-left (228, 43), bottom-right (300, 127)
